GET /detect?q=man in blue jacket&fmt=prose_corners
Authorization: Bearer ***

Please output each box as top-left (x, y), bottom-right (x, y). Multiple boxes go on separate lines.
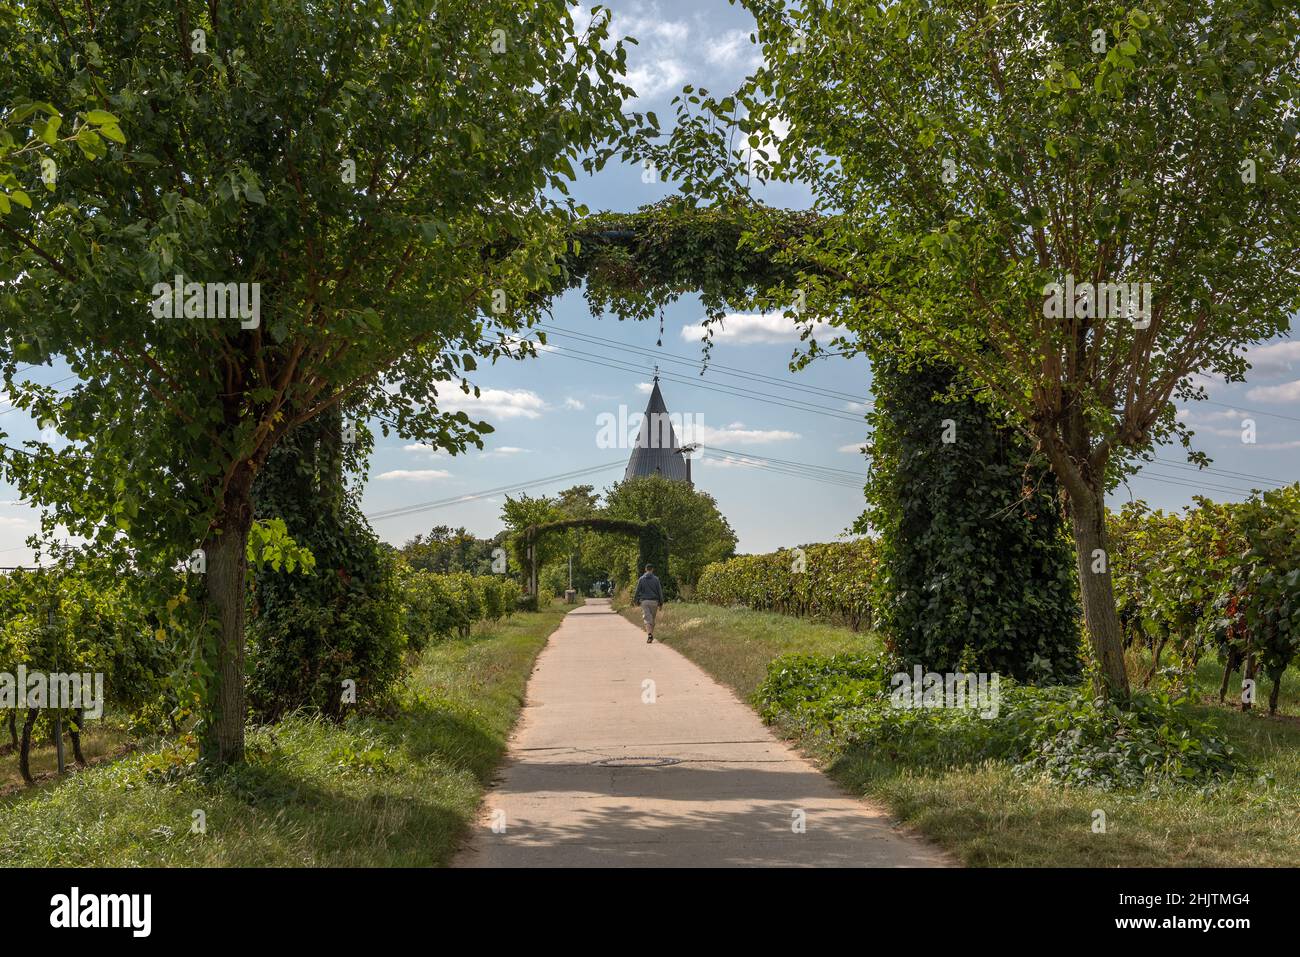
top-left (633, 565), bottom-right (665, 643)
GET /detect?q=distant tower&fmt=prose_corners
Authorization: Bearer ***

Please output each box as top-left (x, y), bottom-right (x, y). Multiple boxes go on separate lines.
top-left (624, 373), bottom-right (692, 485)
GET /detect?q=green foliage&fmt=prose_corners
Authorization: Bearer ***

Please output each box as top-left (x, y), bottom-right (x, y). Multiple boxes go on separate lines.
top-left (696, 539), bottom-right (876, 630)
top-left (0, 96), bottom-right (122, 220)
top-left (602, 475), bottom-right (735, 591)
top-left (1234, 486), bottom-right (1300, 712)
top-left (863, 357), bottom-right (1081, 683)
top-left (1109, 488), bottom-right (1300, 712)
top-left (396, 568), bottom-right (519, 646)
top-left (0, 0), bottom-right (640, 762)
top-left (246, 518), bottom-right (316, 575)
top-left (396, 566), bottom-right (460, 651)
top-left (639, 0), bottom-right (1300, 700)
top-left (245, 517), bottom-right (404, 722)
top-left (0, 568), bottom-right (169, 711)
top-left (756, 653), bottom-right (1237, 790)
top-left (247, 428), bottom-right (404, 722)
top-left (398, 525), bottom-right (502, 576)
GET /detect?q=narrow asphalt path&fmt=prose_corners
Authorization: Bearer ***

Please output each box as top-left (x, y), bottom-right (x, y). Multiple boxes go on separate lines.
top-left (455, 599), bottom-right (951, 867)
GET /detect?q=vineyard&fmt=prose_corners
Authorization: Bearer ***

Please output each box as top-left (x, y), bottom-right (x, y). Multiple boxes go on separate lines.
top-left (695, 540), bottom-right (877, 630)
top-left (696, 484), bottom-right (1300, 716)
top-left (0, 559), bottom-right (524, 785)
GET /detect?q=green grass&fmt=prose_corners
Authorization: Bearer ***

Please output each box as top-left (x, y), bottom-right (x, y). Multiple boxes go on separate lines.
top-left (0, 604), bottom-right (568, 866)
top-left (627, 601), bottom-right (1300, 867)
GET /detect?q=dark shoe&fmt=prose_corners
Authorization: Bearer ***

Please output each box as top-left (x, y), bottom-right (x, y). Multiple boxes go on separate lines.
top-left (647, 634), bottom-right (654, 643)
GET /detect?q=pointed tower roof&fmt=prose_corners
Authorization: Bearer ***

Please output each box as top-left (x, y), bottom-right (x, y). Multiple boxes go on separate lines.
top-left (624, 375), bottom-right (692, 484)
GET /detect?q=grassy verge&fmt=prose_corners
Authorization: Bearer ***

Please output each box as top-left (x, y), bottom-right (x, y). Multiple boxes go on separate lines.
top-left (625, 601), bottom-right (1300, 867)
top-left (0, 603), bottom-right (568, 866)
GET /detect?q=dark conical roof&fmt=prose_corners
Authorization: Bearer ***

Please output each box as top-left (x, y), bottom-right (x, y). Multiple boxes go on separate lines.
top-left (624, 378), bottom-right (692, 484)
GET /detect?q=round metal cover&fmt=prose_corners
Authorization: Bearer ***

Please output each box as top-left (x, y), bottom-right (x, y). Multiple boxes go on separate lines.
top-left (592, 756), bottom-right (681, 768)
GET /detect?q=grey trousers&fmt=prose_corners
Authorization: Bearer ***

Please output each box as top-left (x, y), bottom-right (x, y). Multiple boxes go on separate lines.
top-left (640, 600), bottom-right (660, 632)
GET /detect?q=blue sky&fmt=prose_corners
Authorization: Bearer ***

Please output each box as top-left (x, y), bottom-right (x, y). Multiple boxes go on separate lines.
top-left (2, 0), bottom-right (1297, 563)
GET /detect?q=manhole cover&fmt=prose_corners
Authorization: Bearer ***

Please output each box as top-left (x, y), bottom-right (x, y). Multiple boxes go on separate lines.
top-left (592, 756), bottom-right (681, 768)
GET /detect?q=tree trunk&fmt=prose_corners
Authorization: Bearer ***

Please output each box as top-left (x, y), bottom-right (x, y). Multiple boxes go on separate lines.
top-left (70, 709), bottom-right (86, 766)
top-left (1219, 647), bottom-right (1241, 702)
top-left (1067, 486), bottom-right (1130, 699)
top-left (19, 707), bottom-right (38, 784)
top-left (1241, 648), bottom-right (1256, 712)
top-left (6, 710), bottom-right (16, 749)
top-left (1143, 636), bottom-right (1167, 687)
top-left (201, 467), bottom-right (256, 766)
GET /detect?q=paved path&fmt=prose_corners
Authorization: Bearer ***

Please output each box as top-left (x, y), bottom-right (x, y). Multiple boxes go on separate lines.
top-left (455, 600), bottom-right (950, 867)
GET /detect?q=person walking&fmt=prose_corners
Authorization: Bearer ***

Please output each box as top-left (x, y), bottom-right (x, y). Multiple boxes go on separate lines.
top-left (633, 564), bottom-right (664, 643)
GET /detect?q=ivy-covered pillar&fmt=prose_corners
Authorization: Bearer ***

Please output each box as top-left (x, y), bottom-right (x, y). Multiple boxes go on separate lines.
top-left (862, 356), bottom-right (1081, 683)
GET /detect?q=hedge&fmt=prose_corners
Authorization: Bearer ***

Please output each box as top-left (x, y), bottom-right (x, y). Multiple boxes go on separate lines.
top-left (397, 568), bottom-right (522, 648)
top-left (696, 539), bottom-right (876, 630)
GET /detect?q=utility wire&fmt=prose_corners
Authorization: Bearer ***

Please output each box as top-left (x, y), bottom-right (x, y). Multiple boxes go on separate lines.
top-left (537, 321), bottom-right (866, 404)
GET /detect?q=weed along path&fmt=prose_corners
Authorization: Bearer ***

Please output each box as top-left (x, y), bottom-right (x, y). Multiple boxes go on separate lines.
top-left (456, 600), bottom-right (950, 867)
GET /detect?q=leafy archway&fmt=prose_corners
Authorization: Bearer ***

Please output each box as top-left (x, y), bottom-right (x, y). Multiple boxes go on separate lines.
top-left (521, 518), bottom-right (667, 599)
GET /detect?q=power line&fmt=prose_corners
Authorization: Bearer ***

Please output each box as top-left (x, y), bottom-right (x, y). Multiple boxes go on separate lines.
top-left (702, 445), bottom-right (867, 479)
top-left (1200, 399), bottom-right (1300, 425)
top-left (363, 460), bottom-right (626, 523)
top-left (1150, 456), bottom-right (1292, 489)
top-left (537, 321), bottom-right (866, 404)
top-left (527, 340), bottom-right (867, 424)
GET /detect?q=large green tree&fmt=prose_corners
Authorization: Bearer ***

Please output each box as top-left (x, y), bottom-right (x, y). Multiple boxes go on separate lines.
top-left (648, 0), bottom-right (1300, 697)
top-left (603, 475), bottom-right (737, 591)
top-left (0, 0), bottom-right (636, 762)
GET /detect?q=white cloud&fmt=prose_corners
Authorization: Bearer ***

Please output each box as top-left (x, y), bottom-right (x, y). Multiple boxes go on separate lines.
top-left (636, 382), bottom-right (654, 394)
top-left (479, 446), bottom-right (529, 459)
top-left (402, 443), bottom-right (447, 456)
top-left (705, 28), bottom-right (761, 69)
top-left (1245, 379), bottom-right (1300, 403)
top-left (563, 397), bottom-right (586, 410)
top-left (376, 469), bottom-right (452, 482)
top-left (437, 387), bottom-right (548, 420)
top-left (680, 312), bottom-right (833, 345)
top-left (839, 443), bottom-right (867, 454)
top-left (701, 453), bottom-right (764, 469)
top-left (626, 58), bottom-right (689, 100)
top-left (574, 2), bottom-right (691, 103)
top-left (0, 516), bottom-right (29, 527)
top-left (695, 423), bottom-right (800, 445)
top-left (1245, 340), bottom-right (1300, 380)
top-left (740, 113), bottom-right (791, 174)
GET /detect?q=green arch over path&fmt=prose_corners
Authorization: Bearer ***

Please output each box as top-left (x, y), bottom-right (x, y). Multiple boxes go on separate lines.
top-left (521, 517), bottom-right (667, 599)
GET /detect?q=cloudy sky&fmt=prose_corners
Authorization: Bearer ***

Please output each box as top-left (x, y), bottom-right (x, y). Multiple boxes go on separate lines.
top-left (1, 0), bottom-right (1296, 564)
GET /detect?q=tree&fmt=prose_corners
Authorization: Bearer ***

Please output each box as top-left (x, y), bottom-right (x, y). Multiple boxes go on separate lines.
top-left (603, 475), bottom-right (737, 591)
top-left (0, 0), bottom-right (637, 762)
top-left (652, 0), bottom-right (1300, 697)
top-left (399, 525), bottom-right (500, 575)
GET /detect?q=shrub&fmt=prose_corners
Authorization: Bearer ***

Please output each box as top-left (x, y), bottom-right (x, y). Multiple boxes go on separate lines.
top-left (246, 502), bottom-right (405, 723)
top-left (696, 540), bottom-right (876, 630)
top-left (755, 653), bottom-right (1237, 790)
top-left (0, 566), bottom-right (172, 781)
top-left (397, 568), bottom-right (461, 651)
top-left (395, 570), bottom-right (524, 645)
